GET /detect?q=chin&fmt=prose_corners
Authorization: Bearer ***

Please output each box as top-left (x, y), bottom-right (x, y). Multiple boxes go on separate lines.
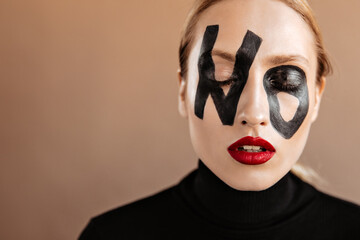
top-left (219, 163), bottom-right (291, 191)
top-left (227, 177), bottom-right (278, 191)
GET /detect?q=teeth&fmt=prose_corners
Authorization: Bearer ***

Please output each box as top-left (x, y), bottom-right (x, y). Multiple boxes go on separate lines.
top-left (243, 145), bottom-right (261, 150)
top-left (238, 145), bottom-right (265, 152)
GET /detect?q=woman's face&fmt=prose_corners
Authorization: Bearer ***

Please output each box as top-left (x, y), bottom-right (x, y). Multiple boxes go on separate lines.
top-left (178, 0), bottom-right (325, 191)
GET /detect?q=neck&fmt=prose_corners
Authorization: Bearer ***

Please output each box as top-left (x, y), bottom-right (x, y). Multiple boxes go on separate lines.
top-left (186, 160), bottom-right (315, 229)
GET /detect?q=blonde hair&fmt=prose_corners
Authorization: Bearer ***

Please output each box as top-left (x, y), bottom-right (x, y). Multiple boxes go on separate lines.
top-left (178, 0), bottom-right (332, 82)
top-left (178, 0), bottom-right (332, 183)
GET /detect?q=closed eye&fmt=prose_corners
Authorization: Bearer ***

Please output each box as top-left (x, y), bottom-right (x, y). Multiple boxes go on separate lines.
top-left (266, 65), bottom-right (306, 92)
top-left (217, 77), bottom-right (236, 87)
top-left (269, 78), bottom-right (300, 91)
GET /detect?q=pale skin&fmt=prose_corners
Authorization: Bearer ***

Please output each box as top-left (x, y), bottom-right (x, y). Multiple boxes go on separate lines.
top-left (177, 0), bottom-right (326, 191)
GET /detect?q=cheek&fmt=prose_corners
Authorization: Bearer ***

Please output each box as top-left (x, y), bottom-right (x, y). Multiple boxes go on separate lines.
top-left (187, 106), bottom-right (227, 161)
top-left (277, 92), bottom-right (299, 122)
top-left (185, 71), bottom-right (199, 110)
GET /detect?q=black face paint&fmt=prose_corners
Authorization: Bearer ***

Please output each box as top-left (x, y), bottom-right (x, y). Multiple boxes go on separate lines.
top-left (263, 65), bottom-right (309, 139)
top-left (194, 25), bottom-right (262, 125)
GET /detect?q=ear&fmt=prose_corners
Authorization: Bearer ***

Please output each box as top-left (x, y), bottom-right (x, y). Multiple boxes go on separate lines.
top-left (177, 69), bottom-right (188, 118)
top-left (311, 76), bottom-right (326, 122)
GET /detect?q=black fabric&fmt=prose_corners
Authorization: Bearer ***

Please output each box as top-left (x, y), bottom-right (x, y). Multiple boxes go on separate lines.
top-left (79, 160), bottom-right (360, 239)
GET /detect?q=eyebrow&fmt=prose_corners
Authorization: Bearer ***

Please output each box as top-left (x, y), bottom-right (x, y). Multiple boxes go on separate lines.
top-left (211, 49), bottom-right (235, 62)
top-left (212, 49), bottom-right (309, 68)
top-left (264, 54), bottom-right (310, 66)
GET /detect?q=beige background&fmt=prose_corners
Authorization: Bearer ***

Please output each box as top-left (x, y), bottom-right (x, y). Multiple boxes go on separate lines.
top-left (0, 0), bottom-right (359, 239)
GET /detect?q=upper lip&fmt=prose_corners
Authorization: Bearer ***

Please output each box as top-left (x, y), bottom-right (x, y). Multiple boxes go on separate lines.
top-left (228, 136), bottom-right (276, 152)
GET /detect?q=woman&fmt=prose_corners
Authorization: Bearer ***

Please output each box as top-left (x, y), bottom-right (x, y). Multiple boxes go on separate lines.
top-left (79, 0), bottom-right (360, 239)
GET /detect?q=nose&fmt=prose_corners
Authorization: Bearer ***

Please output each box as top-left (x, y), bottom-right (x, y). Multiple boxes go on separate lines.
top-left (236, 74), bottom-right (269, 128)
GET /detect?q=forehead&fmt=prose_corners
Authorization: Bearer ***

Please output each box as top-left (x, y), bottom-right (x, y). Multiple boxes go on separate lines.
top-left (193, 0), bottom-right (316, 67)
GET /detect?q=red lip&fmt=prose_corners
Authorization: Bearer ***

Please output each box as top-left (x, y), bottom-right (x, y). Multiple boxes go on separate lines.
top-left (227, 136), bottom-right (276, 165)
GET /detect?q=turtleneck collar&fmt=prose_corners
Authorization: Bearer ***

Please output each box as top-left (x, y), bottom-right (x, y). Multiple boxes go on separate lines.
top-left (179, 160), bottom-right (316, 229)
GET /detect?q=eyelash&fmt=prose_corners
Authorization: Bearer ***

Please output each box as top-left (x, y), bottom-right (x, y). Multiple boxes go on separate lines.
top-left (213, 66), bottom-right (305, 90)
top-left (217, 78), bottom-right (236, 87)
top-left (267, 66), bottom-right (305, 91)
top-left (269, 79), bottom-right (299, 91)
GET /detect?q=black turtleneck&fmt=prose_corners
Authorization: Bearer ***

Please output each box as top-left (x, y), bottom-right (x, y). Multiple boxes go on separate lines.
top-left (185, 160), bottom-right (316, 229)
top-left (79, 160), bottom-right (360, 240)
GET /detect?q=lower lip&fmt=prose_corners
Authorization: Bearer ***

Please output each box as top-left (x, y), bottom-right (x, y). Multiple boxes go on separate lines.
top-left (227, 150), bottom-right (275, 165)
